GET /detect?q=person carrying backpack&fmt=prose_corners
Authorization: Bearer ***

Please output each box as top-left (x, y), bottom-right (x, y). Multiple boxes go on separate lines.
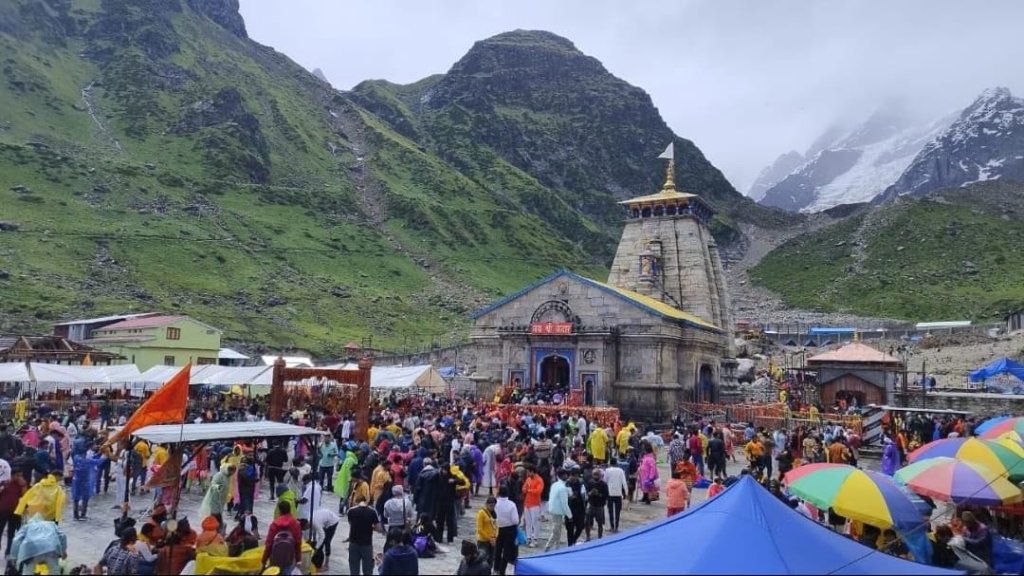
top-left (262, 500), bottom-right (302, 570)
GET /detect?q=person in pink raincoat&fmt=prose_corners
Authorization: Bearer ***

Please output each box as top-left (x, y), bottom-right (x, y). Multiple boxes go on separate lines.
top-left (638, 442), bottom-right (659, 504)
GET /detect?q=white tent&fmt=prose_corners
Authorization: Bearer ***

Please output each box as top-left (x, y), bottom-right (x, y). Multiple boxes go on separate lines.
top-left (218, 348), bottom-right (249, 361)
top-left (319, 362), bottom-right (358, 370)
top-left (29, 363), bottom-right (143, 393)
top-left (192, 365), bottom-right (273, 386)
top-left (261, 355), bottom-right (313, 368)
top-left (0, 362), bottom-right (31, 383)
top-left (370, 365), bottom-right (447, 394)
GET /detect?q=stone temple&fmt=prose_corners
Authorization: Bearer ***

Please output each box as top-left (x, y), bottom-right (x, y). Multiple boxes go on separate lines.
top-left (469, 146), bottom-right (738, 421)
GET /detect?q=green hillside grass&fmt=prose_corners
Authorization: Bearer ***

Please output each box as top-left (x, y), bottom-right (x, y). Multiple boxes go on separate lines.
top-left (0, 0), bottom-right (611, 355)
top-left (750, 181), bottom-right (1024, 321)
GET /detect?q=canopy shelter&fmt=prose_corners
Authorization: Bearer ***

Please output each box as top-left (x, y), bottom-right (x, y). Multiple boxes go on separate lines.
top-left (0, 362), bottom-right (31, 383)
top-left (28, 362), bottom-right (142, 394)
top-left (369, 365), bottom-right (447, 394)
top-left (516, 476), bottom-right (960, 575)
top-left (191, 365), bottom-right (274, 395)
top-left (969, 357), bottom-right (1024, 385)
top-left (261, 355), bottom-right (313, 368)
top-left (129, 421), bottom-right (322, 444)
top-left (313, 364), bottom-right (447, 394)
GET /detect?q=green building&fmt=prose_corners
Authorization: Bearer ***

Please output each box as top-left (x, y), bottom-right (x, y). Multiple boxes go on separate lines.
top-left (86, 314), bottom-right (222, 370)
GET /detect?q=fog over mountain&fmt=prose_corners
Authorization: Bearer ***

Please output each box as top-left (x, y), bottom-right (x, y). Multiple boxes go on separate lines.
top-left (239, 0), bottom-right (1024, 192)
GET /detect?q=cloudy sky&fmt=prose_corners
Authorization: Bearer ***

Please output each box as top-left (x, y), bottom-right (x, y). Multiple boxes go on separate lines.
top-left (240, 0), bottom-right (1024, 193)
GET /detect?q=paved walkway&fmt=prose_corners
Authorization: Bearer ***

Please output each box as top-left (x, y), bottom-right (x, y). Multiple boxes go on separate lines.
top-left (45, 452), bottom-right (754, 573)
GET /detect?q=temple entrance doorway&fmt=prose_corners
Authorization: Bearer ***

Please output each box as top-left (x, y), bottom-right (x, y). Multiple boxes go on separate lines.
top-left (539, 355), bottom-right (571, 389)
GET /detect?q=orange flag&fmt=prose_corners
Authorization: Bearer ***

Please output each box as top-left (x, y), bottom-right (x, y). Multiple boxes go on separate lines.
top-left (107, 364), bottom-right (190, 445)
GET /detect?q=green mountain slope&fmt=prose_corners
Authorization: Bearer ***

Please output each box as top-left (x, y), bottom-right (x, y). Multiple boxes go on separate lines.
top-left (352, 30), bottom-right (794, 256)
top-left (0, 3), bottom-right (784, 355)
top-left (750, 180), bottom-right (1024, 321)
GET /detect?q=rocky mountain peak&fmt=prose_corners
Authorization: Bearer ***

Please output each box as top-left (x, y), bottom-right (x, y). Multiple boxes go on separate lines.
top-left (747, 150), bottom-right (803, 200)
top-left (444, 29), bottom-right (604, 81)
top-left (186, 0), bottom-right (247, 38)
top-left (758, 104), bottom-right (954, 213)
top-left (878, 87), bottom-right (1024, 201)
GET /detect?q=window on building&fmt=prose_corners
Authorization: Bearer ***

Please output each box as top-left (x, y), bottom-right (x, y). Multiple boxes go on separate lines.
top-left (166, 327), bottom-right (181, 340)
top-left (197, 357), bottom-right (216, 365)
top-left (164, 355), bottom-right (175, 366)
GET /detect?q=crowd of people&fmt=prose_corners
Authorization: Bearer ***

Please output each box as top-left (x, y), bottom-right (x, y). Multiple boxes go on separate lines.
top-left (0, 390), bottom-right (1011, 575)
top-left (0, 394), bottom-right (676, 575)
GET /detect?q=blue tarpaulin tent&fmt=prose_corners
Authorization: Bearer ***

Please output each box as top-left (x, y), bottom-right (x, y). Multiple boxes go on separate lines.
top-left (969, 357), bottom-right (1024, 383)
top-left (515, 476), bottom-right (961, 575)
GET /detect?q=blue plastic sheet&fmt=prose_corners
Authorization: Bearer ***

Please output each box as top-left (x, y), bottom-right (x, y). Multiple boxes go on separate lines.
top-left (992, 535), bottom-right (1024, 575)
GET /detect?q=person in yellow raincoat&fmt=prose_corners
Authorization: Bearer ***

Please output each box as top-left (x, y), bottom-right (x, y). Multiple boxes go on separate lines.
top-left (369, 461), bottom-right (391, 505)
top-left (224, 446), bottom-right (244, 510)
top-left (15, 470), bottom-right (66, 523)
top-left (13, 399), bottom-right (27, 426)
top-left (450, 463), bottom-right (471, 516)
top-left (153, 444), bottom-right (170, 467)
top-left (616, 423), bottom-right (634, 458)
top-left (588, 426), bottom-right (609, 464)
top-left (808, 404), bottom-right (821, 425)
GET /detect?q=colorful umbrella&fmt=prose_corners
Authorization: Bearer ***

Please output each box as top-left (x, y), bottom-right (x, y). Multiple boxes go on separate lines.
top-left (894, 457), bottom-right (1023, 506)
top-left (994, 432), bottom-right (1024, 456)
top-left (908, 437), bottom-right (1024, 481)
top-left (980, 416), bottom-right (1024, 439)
top-left (784, 463), bottom-right (925, 530)
top-left (975, 415), bottom-right (1011, 435)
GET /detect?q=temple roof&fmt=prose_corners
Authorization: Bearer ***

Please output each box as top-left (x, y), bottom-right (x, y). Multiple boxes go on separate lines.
top-left (586, 275), bottom-right (719, 330)
top-left (470, 269), bottom-right (720, 332)
top-left (618, 188), bottom-right (698, 205)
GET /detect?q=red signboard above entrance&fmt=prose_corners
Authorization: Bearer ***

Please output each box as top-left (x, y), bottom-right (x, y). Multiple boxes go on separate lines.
top-left (530, 322), bottom-right (573, 335)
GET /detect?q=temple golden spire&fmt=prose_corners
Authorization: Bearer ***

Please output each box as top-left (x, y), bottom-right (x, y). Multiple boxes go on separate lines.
top-left (663, 159), bottom-right (676, 191)
top-left (659, 142), bottom-right (676, 191)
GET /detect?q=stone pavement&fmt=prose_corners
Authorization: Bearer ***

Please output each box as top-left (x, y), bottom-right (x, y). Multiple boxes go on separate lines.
top-left (48, 453), bottom-right (753, 574)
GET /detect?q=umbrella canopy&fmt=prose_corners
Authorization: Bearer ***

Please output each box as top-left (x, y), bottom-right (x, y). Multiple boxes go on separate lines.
top-left (908, 437), bottom-right (1024, 481)
top-left (894, 457), bottom-right (1023, 506)
top-left (980, 417), bottom-right (1024, 440)
top-left (784, 463), bottom-right (924, 531)
top-left (975, 415), bottom-right (1011, 435)
top-left (994, 433), bottom-right (1024, 457)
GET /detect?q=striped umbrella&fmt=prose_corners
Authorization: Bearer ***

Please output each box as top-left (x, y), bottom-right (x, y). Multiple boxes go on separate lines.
top-left (784, 463), bottom-right (924, 530)
top-left (975, 415), bottom-right (1012, 436)
top-left (894, 457), bottom-right (1023, 506)
top-left (979, 416), bottom-right (1024, 439)
top-left (908, 437), bottom-right (1024, 481)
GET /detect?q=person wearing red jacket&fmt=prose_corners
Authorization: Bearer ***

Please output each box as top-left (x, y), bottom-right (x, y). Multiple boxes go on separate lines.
top-left (262, 500), bottom-right (302, 567)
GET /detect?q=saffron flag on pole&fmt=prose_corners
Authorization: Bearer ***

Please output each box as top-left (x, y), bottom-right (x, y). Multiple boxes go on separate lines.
top-left (658, 142), bottom-right (674, 160)
top-left (106, 364), bottom-right (190, 445)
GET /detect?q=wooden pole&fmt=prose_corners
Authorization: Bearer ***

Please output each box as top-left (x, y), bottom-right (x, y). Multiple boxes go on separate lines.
top-left (269, 357), bottom-right (286, 421)
top-left (355, 355), bottom-right (373, 442)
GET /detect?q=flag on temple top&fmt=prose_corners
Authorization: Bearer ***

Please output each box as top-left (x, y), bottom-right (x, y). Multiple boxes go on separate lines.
top-left (658, 142), bottom-right (674, 160)
top-left (105, 364), bottom-right (190, 446)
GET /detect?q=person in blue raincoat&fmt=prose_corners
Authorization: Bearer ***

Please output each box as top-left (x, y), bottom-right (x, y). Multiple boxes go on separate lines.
top-left (881, 437), bottom-right (900, 476)
top-left (9, 514), bottom-right (67, 576)
top-left (71, 439), bottom-right (106, 520)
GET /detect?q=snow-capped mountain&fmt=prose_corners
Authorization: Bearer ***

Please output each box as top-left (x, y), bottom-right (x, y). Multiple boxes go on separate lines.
top-left (758, 105), bottom-right (955, 212)
top-left (747, 150), bottom-right (803, 201)
top-left (876, 87), bottom-right (1024, 202)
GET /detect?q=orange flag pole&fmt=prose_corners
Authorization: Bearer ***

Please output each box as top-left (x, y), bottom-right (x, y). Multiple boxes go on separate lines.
top-left (107, 363), bottom-right (190, 519)
top-left (106, 364), bottom-right (191, 446)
